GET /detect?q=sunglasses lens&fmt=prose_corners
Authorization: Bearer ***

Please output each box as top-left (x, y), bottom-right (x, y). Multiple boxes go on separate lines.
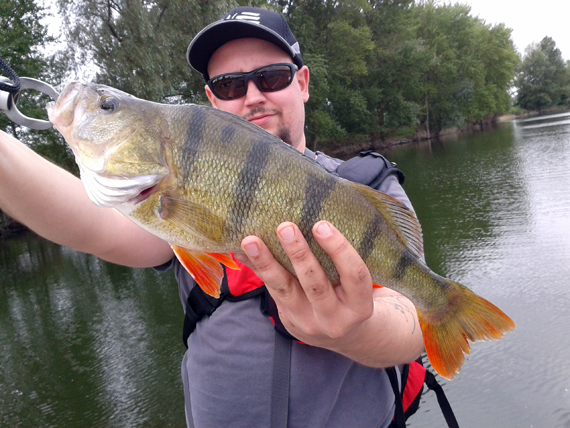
top-left (209, 64), bottom-right (296, 100)
top-left (211, 75), bottom-right (247, 100)
top-left (255, 65), bottom-right (293, 91)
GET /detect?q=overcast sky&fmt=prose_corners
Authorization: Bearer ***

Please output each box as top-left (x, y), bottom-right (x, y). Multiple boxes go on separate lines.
top-left (465, 0), bottom-right (570, 60)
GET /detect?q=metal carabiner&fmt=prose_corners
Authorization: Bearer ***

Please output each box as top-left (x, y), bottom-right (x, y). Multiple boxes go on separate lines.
top-left (0, 77), bottom-right (59, 130)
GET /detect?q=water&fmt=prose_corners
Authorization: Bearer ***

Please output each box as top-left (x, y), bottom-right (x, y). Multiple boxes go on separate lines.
top-left (0, 235), bottom-right (185, 427)
top-left (1, 112), bottom-right (570, 427)
top-left (381, 112), bottom-right (570, 428)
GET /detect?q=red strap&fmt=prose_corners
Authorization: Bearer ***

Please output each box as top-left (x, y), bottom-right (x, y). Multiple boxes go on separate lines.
top-left (402, 361), bottom-right (426, 411)
top-left (226, 254), bottom-right (265, 296)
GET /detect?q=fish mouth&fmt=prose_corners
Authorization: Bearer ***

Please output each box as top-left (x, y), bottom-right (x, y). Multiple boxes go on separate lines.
top-left (47, 83), bottom-right (83, 129)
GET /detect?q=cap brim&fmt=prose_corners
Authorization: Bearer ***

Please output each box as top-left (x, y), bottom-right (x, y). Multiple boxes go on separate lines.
top-left (187, 20), bottom-right (298, 79)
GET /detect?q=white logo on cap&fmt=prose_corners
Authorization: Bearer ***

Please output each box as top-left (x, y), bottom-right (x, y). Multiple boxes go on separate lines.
top-left (225, 11), bottom-right (261, 24)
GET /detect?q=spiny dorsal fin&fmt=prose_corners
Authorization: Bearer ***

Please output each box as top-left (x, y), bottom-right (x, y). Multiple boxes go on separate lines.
top-left (352, 182), bottom-right (424, 260)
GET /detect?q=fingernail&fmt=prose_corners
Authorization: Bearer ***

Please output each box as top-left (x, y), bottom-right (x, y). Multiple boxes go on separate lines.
top-left (243, 242), bottom-right (258, 257)
top-left (316, 222), bottom-right (331, 237)
top-left (279, 225), bottom-right (295, 243)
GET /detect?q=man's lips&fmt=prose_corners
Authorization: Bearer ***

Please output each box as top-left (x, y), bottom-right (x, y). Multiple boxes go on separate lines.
top-left (247, 114), bottom-right (274, 127)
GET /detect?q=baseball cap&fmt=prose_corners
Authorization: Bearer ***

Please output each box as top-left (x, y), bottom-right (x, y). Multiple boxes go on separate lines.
top-left (187, 7), bottom-right (303, 81)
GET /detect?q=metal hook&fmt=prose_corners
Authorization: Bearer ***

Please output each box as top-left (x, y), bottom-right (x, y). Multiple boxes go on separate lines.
top-left (0, 77), bottom-right (59, 130)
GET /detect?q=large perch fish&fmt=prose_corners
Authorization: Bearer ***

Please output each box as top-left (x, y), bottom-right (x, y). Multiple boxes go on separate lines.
top-left (47, 82), bottom-right (515, 380)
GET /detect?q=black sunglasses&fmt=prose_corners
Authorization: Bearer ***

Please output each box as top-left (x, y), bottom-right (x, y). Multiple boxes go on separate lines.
top-left (207, 63), bottom-right (298, 101)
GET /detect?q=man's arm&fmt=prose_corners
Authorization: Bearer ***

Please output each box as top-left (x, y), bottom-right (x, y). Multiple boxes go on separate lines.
top-left (0, 130), bottom-right (173, 268)
top-left (235, 220), bottom-right (424, 368)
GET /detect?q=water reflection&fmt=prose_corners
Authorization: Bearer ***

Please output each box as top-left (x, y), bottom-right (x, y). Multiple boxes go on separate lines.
top-left (0, 236), bottom-right (185, 427)
top-left (383, 113), bottom-right (570, 427)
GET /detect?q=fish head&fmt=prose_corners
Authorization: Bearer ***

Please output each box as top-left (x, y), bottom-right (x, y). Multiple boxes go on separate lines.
top-left (47, 83), bottom-right (171, 208)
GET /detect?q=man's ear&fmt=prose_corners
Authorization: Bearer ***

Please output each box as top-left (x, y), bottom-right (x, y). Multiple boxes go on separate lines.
top-left (297, 66), bottom-right (310, 103)
top-left (205, 85), bottom-right (218, 108)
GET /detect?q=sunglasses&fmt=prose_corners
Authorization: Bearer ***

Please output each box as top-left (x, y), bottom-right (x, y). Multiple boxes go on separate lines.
top-left (207, 63), bottom-right (298, 101)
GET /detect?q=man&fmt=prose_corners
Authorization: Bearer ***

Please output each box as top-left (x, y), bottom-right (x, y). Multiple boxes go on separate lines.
top-left (0, 6), bottom-right (423, 427)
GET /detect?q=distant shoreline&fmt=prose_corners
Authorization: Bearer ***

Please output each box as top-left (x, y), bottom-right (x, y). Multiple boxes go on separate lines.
top-left (326, 107), bottom-right (570, 159)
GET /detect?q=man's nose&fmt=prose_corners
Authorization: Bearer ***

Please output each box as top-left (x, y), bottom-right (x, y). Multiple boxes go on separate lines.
top-left (244, 79), bottom-right (266, 106)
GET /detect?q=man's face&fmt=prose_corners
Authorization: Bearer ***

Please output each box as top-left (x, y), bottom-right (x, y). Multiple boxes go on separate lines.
top-left (206, 38), bottom-right (310, 152)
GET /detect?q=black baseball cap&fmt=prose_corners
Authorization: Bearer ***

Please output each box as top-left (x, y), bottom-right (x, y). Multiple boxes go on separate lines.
top-left (187, 7), bottom-right (303, 81)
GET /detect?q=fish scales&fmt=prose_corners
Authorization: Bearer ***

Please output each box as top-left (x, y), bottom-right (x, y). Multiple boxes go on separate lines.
top-left (159, 105), bottom-right (370, 283)
top-left (47, 82), bottom-right (515, 380)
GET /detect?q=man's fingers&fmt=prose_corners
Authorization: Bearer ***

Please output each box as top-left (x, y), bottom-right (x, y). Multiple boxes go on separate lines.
top-left (311, 221), bottom-right (373, 306)
top-left (275, 222), bottom-right (339, 308)
top-left (239, 235), bottom-right (297, 301)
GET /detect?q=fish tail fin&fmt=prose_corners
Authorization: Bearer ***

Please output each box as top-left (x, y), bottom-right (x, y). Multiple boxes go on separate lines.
top-left (418, 282), bottom-right (515, 380)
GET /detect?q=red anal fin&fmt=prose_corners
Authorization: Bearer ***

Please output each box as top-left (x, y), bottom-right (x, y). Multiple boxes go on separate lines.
top-left (373, 284), bottom-right (384, 289)
top-left (171, 245), bottom-right (224, 298)
top-left (206, 252), bottom-right (240, 270)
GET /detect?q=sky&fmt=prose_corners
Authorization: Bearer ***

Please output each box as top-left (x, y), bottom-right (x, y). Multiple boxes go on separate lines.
top-left (464, 0), bottom-right (570, 61)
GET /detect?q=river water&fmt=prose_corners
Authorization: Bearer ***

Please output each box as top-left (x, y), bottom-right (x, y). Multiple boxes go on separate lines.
top-left (1, 112), bottom-right (570, 427)
top-left (382, 112), bottom-right (570, 428)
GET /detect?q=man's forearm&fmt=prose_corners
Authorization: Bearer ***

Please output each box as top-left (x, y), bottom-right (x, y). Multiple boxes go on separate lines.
top-left (0, 131), bottom-right (172, 267)
top-left (332, 290), bottom-right (424, 368)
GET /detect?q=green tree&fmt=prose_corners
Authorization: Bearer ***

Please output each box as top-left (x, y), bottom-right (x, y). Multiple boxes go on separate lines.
top-left (365, 0), bottom-right (426, 135)
top-left (284, 0), bottom-right (380, 148)
top-left (412, 1), bottom-right (517, 134)
top-left (516, 36), bottom-right (570, 113)
top-left (0, 0), bottom-right (76, 173)
top-left (57, 0), bottom-right (243, 104)
top-left (563, 60), bottom-right (570, 107)
top-left (467, 23), bottom-right (518, 121)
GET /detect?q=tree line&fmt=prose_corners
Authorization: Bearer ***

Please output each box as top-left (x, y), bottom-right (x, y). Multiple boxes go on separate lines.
top-left (2, 0), bottom-right (570, 164)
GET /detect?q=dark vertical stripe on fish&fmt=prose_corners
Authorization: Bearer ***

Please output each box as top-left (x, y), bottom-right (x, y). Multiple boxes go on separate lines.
top-left (180, 106), bottom-right (208, 182)
top-left (230, 139), bottom-right (271, 228)
top-left (393, 251), bottom-right (414, 280)
top-left (299, 174), bottom-right (337, 238)
top-left (220, 121), bottom-right (237, 143)
top-left (358, 215), bottom-right (383, 262)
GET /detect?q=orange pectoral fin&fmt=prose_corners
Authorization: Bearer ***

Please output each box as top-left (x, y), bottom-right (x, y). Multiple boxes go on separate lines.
top-left (171, 246), bottom-right (229, 298)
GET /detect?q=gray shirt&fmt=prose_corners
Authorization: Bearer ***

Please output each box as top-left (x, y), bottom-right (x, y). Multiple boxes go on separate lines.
top-left (160, 149), bottom-right (414, 428)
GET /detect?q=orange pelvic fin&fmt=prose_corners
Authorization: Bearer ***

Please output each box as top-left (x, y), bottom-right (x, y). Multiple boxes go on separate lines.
top-left (205, 252), bottom-right (240, 270)
top-left (171, 245), bottom-right (240, 298)
top-left (418, 282), bottom-right (515, 380)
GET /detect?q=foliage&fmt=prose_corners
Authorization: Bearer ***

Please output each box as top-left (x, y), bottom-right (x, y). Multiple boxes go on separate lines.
top-left (516, 37), bottom-right (570, 113)
top-left (283, 0), bottom-right (519, 143)
top-left (56, 0), bottom-right (245, 104)
top-left (0, 0), bottom-right (77, 174)
top-left (412, 1), bottom-right (519, 133)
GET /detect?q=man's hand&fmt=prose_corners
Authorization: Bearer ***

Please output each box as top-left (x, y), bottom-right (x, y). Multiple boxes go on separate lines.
top-left (234, 221), bottom-right (424, 367)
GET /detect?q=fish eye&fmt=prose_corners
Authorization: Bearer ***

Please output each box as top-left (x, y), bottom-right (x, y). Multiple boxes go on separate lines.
top-left (100, 97), bottom-right (118, 111)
